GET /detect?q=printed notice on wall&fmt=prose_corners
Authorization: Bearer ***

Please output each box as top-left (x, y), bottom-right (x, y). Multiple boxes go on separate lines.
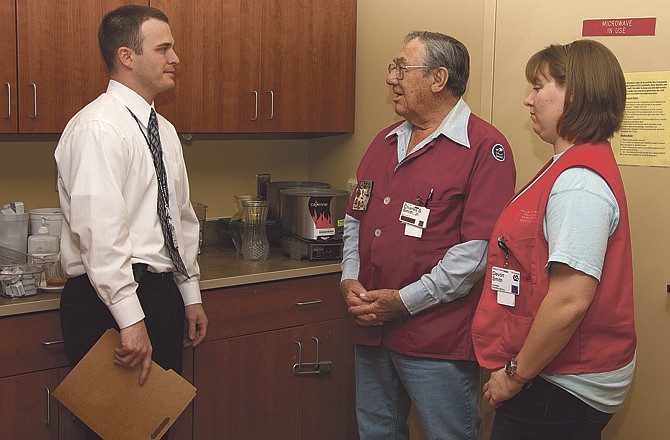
top-left (612, 71), bottom-right (670, 167)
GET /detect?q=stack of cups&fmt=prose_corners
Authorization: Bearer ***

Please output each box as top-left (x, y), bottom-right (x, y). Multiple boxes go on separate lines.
top-left (0, 212), bottom-right (29, 254)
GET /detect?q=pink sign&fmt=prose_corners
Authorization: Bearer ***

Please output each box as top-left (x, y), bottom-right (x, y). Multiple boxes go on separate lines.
top-left (582, 17), bottom-right (656, 36)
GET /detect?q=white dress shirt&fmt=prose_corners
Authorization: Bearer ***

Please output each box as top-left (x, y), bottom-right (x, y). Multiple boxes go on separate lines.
top-left (55, 80), bottom-right (201, 329)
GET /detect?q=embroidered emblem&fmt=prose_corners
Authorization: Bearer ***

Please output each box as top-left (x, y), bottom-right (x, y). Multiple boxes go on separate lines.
top-left (492, 144), bottom-right (505, 162)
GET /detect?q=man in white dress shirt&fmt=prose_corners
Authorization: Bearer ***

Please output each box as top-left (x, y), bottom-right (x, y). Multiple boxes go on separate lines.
top-left (55, 7), bottom-right (208, 436)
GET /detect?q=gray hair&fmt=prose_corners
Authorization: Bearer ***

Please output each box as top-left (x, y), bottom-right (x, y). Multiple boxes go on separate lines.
top-left (404, 31), bottom-right (469, 97)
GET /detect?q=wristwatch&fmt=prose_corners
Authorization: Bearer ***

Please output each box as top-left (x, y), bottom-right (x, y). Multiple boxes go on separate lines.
top-left (505, 358), bottom-right (530, 385)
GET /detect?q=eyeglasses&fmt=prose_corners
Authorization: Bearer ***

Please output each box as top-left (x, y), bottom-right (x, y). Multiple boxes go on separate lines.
top-left (387, 63), bottom-right (431, 80)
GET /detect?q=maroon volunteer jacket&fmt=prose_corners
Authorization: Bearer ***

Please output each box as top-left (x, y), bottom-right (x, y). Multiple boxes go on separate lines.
top-left (473, 142), bottom-right (636, 373)
top-left (348, 115), bottom-right (516, 360)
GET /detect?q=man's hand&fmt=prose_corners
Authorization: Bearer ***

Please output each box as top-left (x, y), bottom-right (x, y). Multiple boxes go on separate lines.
top-left (183, 303), bottom-right (208, 348)
top-left (341, 279), bottom-right (379, 324)
top-left (116, 320), bottom-right (153, 385)
top-left (341, 279), bottom-right (369, 308)
top-left (347, 288), bottom-right (410, 326)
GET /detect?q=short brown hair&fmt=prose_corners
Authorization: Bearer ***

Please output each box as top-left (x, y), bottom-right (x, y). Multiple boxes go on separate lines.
top-left (98, 5), bottom-right (169, 72)
top-left (525, 39), bottom-right (626, 143)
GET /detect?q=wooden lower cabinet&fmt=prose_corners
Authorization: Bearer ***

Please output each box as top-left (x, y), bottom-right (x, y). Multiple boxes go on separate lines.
top-left (301, 319), bottom-right (358, 440)
top-left (0, 369), bottom-right (59, 439)
top-left (189, 274), bottom-right (358, 440)
top-left (0, 273), bottom-right (356, 439)
top-left (0, 310), bottom-right (84, 439)
top-left (58, 368), bottom-right (87, 440)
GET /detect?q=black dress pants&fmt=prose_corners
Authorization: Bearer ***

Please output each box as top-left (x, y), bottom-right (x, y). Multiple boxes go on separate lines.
top-left (59, 270), bottom-right (185, 439)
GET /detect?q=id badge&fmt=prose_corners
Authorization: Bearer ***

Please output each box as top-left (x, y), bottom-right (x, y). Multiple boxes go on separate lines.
top-left (399, 202), bottom-right (430, 238)
top-left (492, 266), bottom-right (520, 307)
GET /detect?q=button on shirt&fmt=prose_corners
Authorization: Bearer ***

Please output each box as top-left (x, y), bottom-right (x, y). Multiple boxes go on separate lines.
top-left (55, 80), bottom-right (202, 329)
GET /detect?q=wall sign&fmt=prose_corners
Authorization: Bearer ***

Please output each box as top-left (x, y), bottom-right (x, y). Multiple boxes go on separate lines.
top-left (582, 17), bottom-right (656, 36)
top-left (611, 71), bottom-right (670, 167)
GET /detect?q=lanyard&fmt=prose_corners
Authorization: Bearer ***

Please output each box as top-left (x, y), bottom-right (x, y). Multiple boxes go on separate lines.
top-left (126, 107), bottom-right (170, 205)
top-left (127, 107), bottom-right (151, 146)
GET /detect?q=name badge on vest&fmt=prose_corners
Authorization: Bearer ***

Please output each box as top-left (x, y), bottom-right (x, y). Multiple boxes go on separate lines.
top-left (399, 201), bottom-right (430, 238)
top-left (492, 266), bottom-right (520, 307)
top-left (352, 180), bottom-right (373, 211)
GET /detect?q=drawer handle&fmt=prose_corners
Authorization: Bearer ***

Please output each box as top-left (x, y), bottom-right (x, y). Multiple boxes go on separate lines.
top-left (41, 339), bottom-right (64, 346)
top-left (295, 299), bottom-right (322, 307)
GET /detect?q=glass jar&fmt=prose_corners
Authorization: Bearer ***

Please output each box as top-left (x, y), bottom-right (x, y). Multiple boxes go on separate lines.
top-left (241, 199), bottom-right (270, 261)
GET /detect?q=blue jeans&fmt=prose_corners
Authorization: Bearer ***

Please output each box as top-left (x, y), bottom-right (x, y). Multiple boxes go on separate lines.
top-left (355, 345), bottom-right (480, 440)
top-left (491, 376), bottom-right (613, 440)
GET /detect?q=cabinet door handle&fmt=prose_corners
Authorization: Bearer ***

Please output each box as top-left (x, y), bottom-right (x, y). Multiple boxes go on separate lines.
top-left (251, 91), bottom-right (258, 121)
top-left (312, 336), bottom-right (320, 368)
top-left (295, 299), bottom-right (322, 307)
top-left (3, 83), bottom-right (10, 119)
top-left (292, 338), bottom-right (332, 377)
top-left (45, 386), bottom-right (51, 426)
top-left (29, 83), bottom-right (37, 119)
top-left (41, 339), bottom-right (64, 346)
top-left (266, 90), bottom-right (274, 120)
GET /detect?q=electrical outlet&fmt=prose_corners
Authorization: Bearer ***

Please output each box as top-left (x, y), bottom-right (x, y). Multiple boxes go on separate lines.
top-left (345, 177), bottom-right (357, 193)
top-left (256, 173), bottom-right (271, 199)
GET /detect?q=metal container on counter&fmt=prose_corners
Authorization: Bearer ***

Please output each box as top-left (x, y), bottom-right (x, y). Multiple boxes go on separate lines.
top-left (279, 188), bottom-right (349, 241)
top-left (265, 181), bottom-right (330, 221)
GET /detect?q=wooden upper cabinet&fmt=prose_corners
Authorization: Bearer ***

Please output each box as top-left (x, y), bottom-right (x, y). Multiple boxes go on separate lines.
top-left (261, 0), bottom-right (356, 133)
top-left (153, 0), bottom-right (262, 133)
top-left (15, 0), bottom-right (141, 133)
top-left (0, 0), bottom-right (17, 133)
top-left (154, 0), bottom-right (356, 134)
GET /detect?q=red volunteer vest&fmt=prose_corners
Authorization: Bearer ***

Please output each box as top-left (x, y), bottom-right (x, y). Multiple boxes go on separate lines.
top-left (472, 142), bottom-right (636, 374)
top-left (349, 115), bottom-right (516, 360)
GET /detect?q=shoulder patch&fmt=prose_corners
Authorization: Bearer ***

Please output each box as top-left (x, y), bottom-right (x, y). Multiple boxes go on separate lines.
top-left (492, 144), bottom-right (505, 162)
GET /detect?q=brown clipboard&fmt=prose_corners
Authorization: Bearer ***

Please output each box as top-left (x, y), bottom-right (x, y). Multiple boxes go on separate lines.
top-left (53, 328), bottom-right (196, 439)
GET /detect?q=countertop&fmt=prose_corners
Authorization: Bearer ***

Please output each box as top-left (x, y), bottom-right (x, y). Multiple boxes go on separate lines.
top-left (0, 246), bottom-right (341, 317)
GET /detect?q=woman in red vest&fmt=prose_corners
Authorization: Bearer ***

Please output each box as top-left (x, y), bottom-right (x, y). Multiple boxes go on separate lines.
top-left (473, 39), bottom-right (636, 440)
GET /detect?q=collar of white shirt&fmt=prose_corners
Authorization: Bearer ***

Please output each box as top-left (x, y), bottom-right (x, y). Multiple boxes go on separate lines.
top-left (107, 80), bottom-right (155, 128)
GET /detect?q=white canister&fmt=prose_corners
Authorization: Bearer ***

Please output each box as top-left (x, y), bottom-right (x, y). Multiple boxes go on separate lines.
top-left (29, 208), bottom-right (63, 238)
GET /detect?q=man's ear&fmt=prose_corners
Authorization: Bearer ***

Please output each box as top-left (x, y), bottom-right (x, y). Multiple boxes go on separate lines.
top-left (431, 67), bottom-right (449, 93)
top-left (117, 47), bottom-right (134, 69)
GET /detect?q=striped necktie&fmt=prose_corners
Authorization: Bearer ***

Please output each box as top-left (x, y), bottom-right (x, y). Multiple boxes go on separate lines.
top-left (147, 108), bottom-right (189, 278)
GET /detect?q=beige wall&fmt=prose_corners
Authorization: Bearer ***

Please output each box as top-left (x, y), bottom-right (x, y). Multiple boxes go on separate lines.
top-left (0, 137), bottom-right (309, 218)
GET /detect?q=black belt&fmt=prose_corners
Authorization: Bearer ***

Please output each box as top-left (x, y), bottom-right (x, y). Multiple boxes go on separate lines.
top-left (132, 263), bottom-right (174, 284)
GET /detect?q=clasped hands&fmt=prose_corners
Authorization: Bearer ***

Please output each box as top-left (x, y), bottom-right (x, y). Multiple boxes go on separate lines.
top-left (340, 279), bottom-right (409, 326)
